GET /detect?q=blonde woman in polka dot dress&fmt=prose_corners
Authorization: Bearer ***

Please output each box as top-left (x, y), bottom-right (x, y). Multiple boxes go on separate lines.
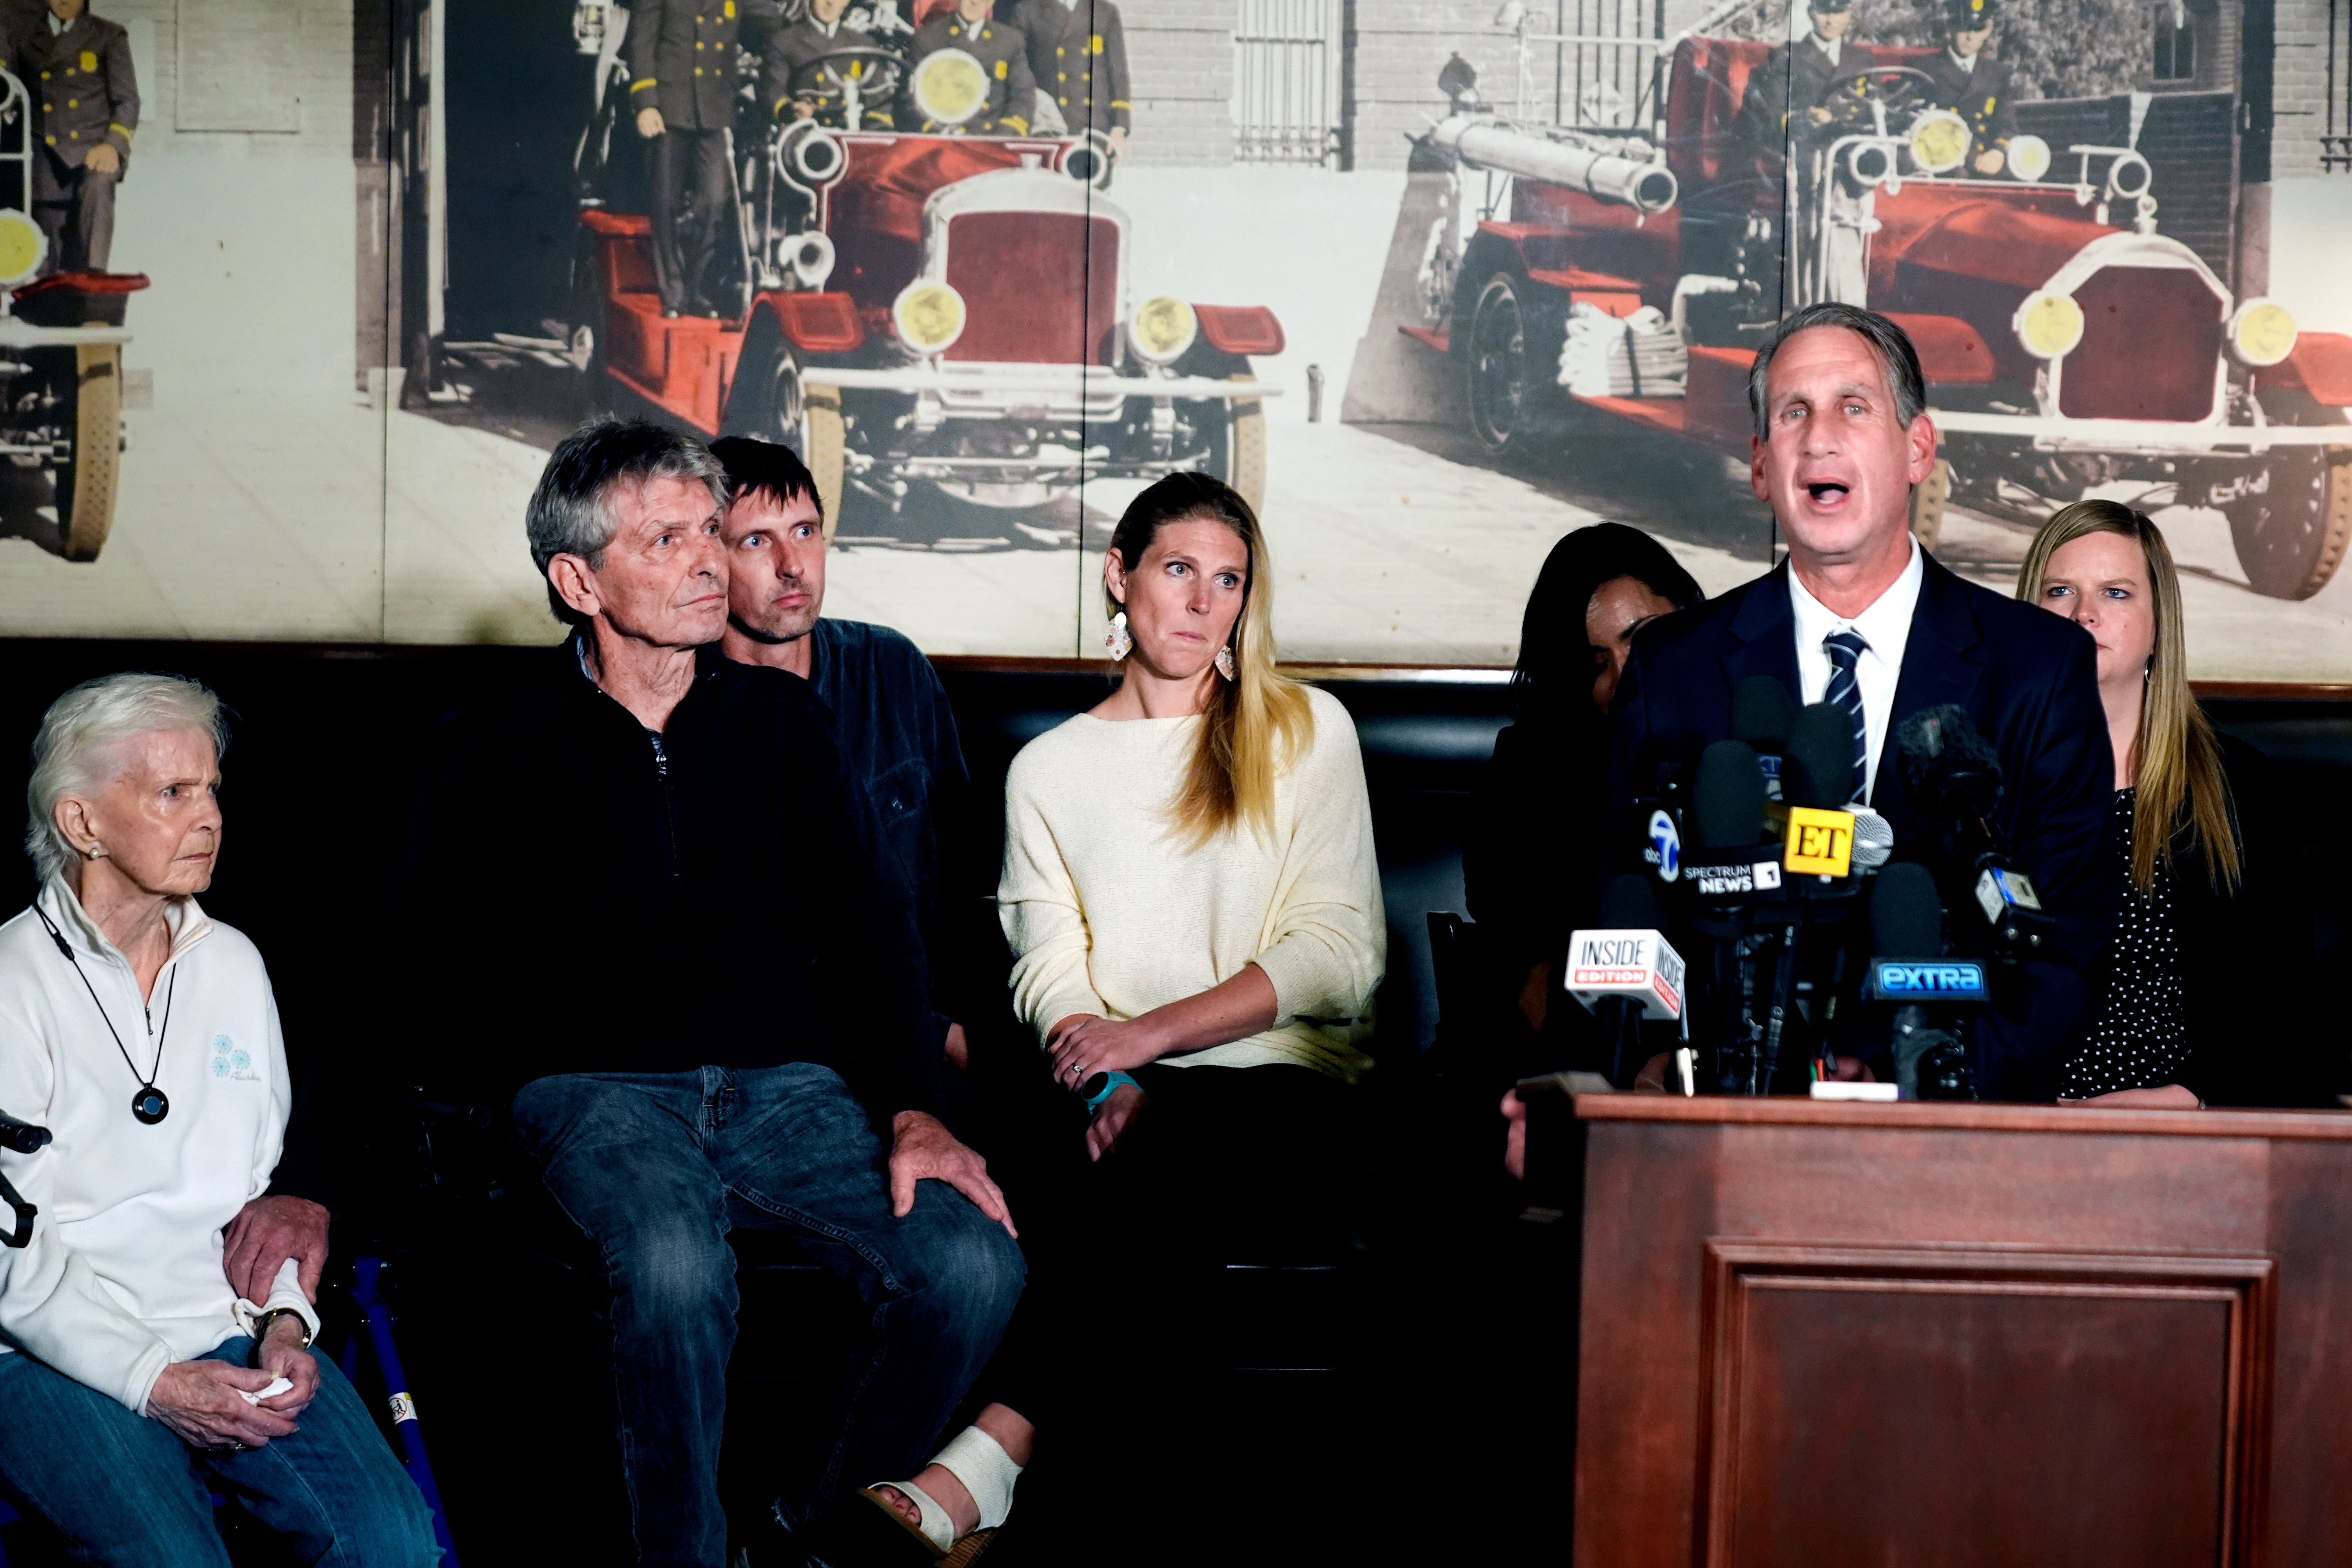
top-left (2018, 501), bottom-right (2322, 1108)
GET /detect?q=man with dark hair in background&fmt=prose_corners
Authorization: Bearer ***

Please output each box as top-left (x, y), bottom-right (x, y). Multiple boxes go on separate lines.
top-left (1607, 302), bottom-right (2113, 1099)
top-left (1918, 0), bottom-right (2019, 176)
top-left (16, 0), bottom-right (137, 273)
top-left (711, 435), bottom-right (985, 1078)
top-left (1006, 0), bottom-right (1130, 154)
top-left (625, 0), bottom-right (740, 317)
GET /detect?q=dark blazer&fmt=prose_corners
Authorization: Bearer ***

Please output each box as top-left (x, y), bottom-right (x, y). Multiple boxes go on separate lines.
top-left (1607, 552), bottom-right (2116, 1100)
top-left (1006, 0), bottom-right (1131, 134)
top-left (625, 0), bottom-right (742, 131)
top-left (2113, 733), bottom-right (2329, 1107)
top-left (1734, 32), bottom-right (1843, 150)
top-left (1916, 48), bottom-right (2018, 162)
top-left (19, 10), bottom-right (138, 170)
top-left (906, 13), bottom-right (1035, 135)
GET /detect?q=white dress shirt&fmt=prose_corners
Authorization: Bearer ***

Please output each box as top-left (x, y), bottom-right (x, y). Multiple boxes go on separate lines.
top-left (1811, 31), bottom-right (1844, 66)
top-left (1788, 535), bottom-right (1924, 802)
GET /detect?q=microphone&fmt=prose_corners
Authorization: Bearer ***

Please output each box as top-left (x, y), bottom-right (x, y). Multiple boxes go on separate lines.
top-left (1732, 676), bottom-right (1798, 801)
top-left (1565, 873), bottom-right (1687, 1087)
top-left (1894, 705), bottom-right (2056, 960)
top-left (0, 1110), bottom-right (49, 1156)
top-left (1845, 803), bottom-right (1895, 871)
top-left (1864, 862), bottom-right (1982, 1098)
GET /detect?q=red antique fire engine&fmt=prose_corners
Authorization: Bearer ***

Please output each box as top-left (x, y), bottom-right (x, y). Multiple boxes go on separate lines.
top-left (1411, 37), bottom-right (2352, 599)
top-left (572, 40), bottom-right (1284, 528)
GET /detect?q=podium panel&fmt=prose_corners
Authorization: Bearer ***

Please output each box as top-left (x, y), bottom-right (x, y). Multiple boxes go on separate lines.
top-left (1572, 1099), bottom-right (2352, 1568)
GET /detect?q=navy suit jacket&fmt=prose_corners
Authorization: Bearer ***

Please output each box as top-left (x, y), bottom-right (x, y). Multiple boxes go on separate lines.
top-left (1606, 550), bottom-right (2115, 1100)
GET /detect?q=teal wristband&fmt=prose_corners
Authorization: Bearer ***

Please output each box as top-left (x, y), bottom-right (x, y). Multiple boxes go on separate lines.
top-left (1081, 1070), bottom-right (1139, 1114)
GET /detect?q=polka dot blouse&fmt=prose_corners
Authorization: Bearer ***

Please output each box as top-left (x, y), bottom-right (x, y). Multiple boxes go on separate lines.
top-left (2062, 789), bottom-right (2188, 1098)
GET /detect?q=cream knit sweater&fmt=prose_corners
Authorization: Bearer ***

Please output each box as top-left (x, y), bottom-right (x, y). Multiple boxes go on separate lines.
top-left (999, 685), bottom-right (1385, 1082)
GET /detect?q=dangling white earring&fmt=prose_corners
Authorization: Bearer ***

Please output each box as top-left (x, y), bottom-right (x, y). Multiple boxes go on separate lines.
top-left (1215, 643), bottom-right (1237, 682)
top-left (1105, 611), bottom-right (1132, 660)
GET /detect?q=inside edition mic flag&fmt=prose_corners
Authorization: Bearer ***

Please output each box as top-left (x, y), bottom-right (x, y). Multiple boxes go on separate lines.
top-left (1568, 872), bottom-right (1686, 1085)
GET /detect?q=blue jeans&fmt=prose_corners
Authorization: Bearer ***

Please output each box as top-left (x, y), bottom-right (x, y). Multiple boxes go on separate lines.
top-left (0, 1336), bottom-right (439, 1567)
top-left (510, 1063), bottom-right (1026, 1568)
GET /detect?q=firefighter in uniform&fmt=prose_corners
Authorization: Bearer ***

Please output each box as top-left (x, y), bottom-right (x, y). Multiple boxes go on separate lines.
top-left (1918, 0), bottom-right (2018, 175)
top-left (627, 0), bottom-right (742, 318)
top-left (17, 0), bottom-right (138, 275)
top-left (1007, 0), bottom-right (1131, 153)
top-left (1734, 0), bottom-right (1853, 158)
top-left (906, 0), bottom-right (1033, 135)
top-left (765, 0), bottom-right (896, 128)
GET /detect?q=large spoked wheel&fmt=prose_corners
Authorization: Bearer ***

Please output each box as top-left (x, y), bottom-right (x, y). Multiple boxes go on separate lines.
top-left (1908, 456), bottom-right (1952, 554)
top-left (2227, 446), bottom-right (2352, 600)
top-left (1466, 270), bottom-right (1543, 455)
top-left (724, 335), bottom-right (846, 530)
top-left (58, 343), bottom-right (122, 563)
top-left (1210, 370), bottom-right (1268, 517)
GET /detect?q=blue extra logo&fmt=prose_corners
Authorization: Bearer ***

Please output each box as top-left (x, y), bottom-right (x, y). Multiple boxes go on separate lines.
top-left (1873, 960), bottom-right (1989, 1001)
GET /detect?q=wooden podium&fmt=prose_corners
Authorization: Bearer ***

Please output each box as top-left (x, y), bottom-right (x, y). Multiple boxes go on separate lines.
top-left (1570, 1096), bottom-right (2352, 1568)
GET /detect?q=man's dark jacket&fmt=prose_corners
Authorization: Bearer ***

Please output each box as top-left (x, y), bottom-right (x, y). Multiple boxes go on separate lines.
top-left (1606, 551), bottom-right (2115, 1100)
top-left (1734, 33), bottom-right (1844, 154)
top-left (804, 618), bottom-right (977, 1049)
top-left (400, 641), bottom-right (942, 1123)
top-left (626, 0), bottom-right (742, 130)
top-left (1916, 48), bottom-right (2018, 163)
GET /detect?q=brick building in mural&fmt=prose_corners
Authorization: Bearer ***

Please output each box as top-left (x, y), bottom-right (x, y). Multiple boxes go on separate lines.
top-left (1120, 0), bottom-right (2352, 187)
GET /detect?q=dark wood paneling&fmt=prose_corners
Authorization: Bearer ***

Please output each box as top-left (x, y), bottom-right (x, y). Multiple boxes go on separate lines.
top-left (1700, 1245), bottom-right (2272, 1568)
top-left (1576, 1098), bottom-right (2349, 1568)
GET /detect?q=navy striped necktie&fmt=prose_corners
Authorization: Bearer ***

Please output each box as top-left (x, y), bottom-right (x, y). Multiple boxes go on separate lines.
top-left (1823, 630), bottom-right (1869, 791)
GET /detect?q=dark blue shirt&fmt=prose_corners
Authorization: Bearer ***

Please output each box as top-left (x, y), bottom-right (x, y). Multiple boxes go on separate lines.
top-left (805, 619), bottom-right (969, 1047)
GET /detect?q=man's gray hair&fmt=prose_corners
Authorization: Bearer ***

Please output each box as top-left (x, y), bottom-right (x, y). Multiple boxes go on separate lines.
top-left (1748, 302), bottom-right (1929, 440)
top-left (25, 673), bottom-right (228, 883)
top-left (526, 419), bottom-right (729, 629)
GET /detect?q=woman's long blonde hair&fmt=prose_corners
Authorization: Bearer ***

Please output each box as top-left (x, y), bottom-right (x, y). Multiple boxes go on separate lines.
top-left (2016, 500), bottom-right (2239, 896)
top-left (1105, 473), bottom-right (1314, 846)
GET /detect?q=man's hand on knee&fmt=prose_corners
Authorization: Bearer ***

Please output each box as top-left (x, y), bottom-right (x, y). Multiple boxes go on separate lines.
top-left (889, 1111), bottom-right (1017, 1238)
top-left (223, 1195), bottom-right (332, 1304)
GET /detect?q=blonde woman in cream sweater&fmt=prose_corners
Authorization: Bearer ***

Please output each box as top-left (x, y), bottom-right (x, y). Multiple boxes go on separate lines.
top-left (841, 474), bottom-right (1385, 1562)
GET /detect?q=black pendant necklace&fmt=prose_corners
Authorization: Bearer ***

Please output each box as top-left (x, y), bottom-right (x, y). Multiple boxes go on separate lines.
top-left (36, 907), bottom-right (178, 1126)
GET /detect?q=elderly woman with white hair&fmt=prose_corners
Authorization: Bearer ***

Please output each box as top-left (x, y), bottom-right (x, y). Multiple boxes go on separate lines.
top-left (0, 673), bottom-right (437, 1567)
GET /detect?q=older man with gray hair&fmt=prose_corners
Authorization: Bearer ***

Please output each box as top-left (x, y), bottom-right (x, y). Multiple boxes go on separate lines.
top-left (263, 419), bottom-right (1025, 1566)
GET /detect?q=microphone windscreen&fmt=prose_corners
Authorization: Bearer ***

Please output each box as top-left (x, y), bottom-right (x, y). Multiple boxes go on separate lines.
top-left (1731, 676), bottom-right (1799, 752)
top-left (1869, 861), bottom-right (1944, 958)
top-left (1894, 704), bottom-right (2001, 797)
top-left (1783, 702), bottom-right (1860, 809)
top-left (1846, 804), bottom-right (1895, 870)
top-left (1692, 739), bottom-right (1767, 849)
top-left (1597, 871), bottom-right (1664, 930)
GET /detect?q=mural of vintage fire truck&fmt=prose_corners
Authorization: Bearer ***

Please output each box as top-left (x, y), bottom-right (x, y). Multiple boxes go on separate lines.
top-left (1410, 34), bottom-right (2352, 600)
top-left (0, 61), bottom-right (140, 563)
top-left (566, 4), bottom-right (1284, 530)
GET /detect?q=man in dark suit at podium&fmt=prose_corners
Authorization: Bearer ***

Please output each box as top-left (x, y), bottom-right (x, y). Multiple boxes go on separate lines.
top-left (1607, 303), bottom-right (2113, 1099)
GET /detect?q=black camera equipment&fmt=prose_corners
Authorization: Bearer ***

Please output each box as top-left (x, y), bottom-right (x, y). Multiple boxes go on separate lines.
top-left (0, 1108), bottom-right (52, 1249)
top-left (1894, 704), bottom-right (2056, 962)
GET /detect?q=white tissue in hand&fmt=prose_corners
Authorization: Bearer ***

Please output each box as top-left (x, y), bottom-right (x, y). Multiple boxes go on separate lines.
top-left (241, 1376), bottom-right (294, 1405)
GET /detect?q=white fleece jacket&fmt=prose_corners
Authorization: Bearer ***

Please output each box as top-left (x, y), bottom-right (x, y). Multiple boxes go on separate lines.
top-left (999, 686), bottom-right (1385, 1081)
top-left (0, 879), bottom-right (313, 1416)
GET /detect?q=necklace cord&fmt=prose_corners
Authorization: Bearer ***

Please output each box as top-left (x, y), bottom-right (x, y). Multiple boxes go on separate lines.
top-left (34, 906), bottom-right (174, 1092)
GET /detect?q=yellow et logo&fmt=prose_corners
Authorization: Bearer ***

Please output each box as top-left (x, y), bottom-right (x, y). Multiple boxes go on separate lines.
top-left (1782, 807), bottom-right (1855, 877)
